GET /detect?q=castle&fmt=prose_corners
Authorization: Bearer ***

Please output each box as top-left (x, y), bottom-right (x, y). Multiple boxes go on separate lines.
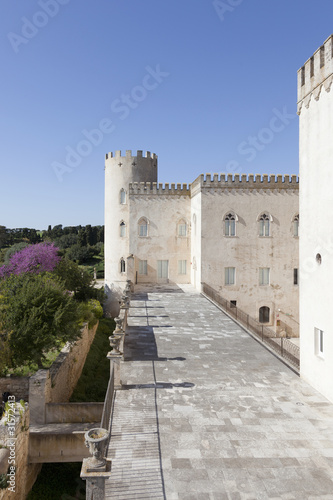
top-left (105, 151), bottom-right (299, 336)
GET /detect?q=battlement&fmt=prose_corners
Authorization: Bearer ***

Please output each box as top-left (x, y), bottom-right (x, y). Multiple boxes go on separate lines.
top-left (129, 182), bottom-right (190, 196)
top-left (297, 34), bottom-right (333, 113)
top-left (105, 150), bottom-right (158, 160)
top-left (196, 173), bottom-right (299, 190)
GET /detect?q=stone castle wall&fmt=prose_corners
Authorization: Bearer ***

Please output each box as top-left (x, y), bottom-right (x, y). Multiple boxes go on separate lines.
top-left (0, 378), bottom-right (29, 403)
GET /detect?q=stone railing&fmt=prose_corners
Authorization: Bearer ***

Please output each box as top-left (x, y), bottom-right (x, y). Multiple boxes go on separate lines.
top-left (81, 280), bottom-right (132, 499)
top-left (202, 282), bottom-right (300, 373)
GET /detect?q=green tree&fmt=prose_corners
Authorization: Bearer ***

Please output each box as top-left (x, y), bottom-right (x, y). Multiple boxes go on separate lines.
top-left (0, 273), bottom-right (81, 368)
top-left (4, 242), bottom-right (29, 264)
top-left (66, 244), bottom-right (90, 264)
top-left (77, 228), bottom-right (87, 247)
top-left (54, 258), bottom-right (103, 302)
top-left (0, 226), bottom-right (8, 249)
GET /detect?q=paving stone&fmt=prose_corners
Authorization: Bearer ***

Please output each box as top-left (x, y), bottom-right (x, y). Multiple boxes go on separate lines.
top-left (105, 284), bottom-right (333, 499)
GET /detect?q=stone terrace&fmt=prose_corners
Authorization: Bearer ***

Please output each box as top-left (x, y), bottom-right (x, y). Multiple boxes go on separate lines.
top-left (105, 284), bottom-right (333, 500)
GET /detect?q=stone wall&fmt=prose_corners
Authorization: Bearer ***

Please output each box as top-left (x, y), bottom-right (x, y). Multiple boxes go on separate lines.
top-left (29, 322), bottom-right (98, 425)
top-left (0, 377), bottom-right (29, 402)
top-left (48, 322), bottom-right (98, 403)
top-left (0, 407), bottom-right (41, 500)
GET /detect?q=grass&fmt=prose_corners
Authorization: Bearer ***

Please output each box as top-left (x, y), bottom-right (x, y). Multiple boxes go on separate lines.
top-left (69, 317), bottom-right (115, 402)
top-left (26, 463), bottom-right (85, 499)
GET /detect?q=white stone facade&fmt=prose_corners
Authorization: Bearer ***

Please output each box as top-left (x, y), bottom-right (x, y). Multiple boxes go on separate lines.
top-left (105, 150), bottom-right (299, 333)
top-left (298, 35), bottom-right (333, 401)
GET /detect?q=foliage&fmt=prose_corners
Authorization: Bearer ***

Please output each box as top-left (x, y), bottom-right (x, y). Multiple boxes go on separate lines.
top-left (0, 336), bottom-right (12, 375)
top-left (65, 244), bottom-right (91, 264)
top-left (54, 258), bottom-right (104, 302)
top-left (0, 473), bottom-right (8, 489)
top-left (0, 242), bottom-right (60, 278)
top-left (78, 299), bottom-right (103, 328)
top-left (4, 242), bottom-right (29, 264)
top-left (70, 318), bottom-right (114, 402)
top-left (0, 273), bottom-right (81, 368)
top-left (53, 233), bottom-right (78, 249)
top-left (27, 463), bottom-right (85, 499)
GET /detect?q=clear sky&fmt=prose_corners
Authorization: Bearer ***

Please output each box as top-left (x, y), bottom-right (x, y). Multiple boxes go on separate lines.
top-left (1, 0), bottom-right (332, 229)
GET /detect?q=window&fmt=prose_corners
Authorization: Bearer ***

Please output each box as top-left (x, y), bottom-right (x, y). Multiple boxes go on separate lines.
top-left (230, 300), bottom-right (237, 308)
top-left (259, 306), bottom-right (270, 323)
top-left (157, 260), bottom-right (168, 279)
top-left (225, 267), bottom-right (235, 285)
top-left (138, 218), bottom-right (148, 237)
top-left (120, 189), bottom-right (126, 204)
top-left (178, 260), bottom-right (187, 275)
top-left (259, 268), bottom-right (270, 285)
top-left (120, 258), bottom-right (126, 273)
top-left (315, 328), bottom-right (324, 358)
top-left (120, 221), bottom-right (126, 237)
top-left (259, 213), bottom-right (270, 237)
top-left (294, 268), bottom-right (299, 285)
top-left (178, 220), bottom-right (187, 237)
top-left (193, 214), bottom-right (197, 235)
top-left (138, 259), bottom-right (147, 275)
top-left (224, 213), bottom-right (236, 236)
top-left (293, 214), bottom-right (299, 237)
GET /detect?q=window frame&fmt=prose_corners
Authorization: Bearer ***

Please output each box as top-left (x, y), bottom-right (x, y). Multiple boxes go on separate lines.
top-left (258, 213), bottom-right (271, 237)
top-left (259, 306), bottom-right (270, 324)
top-left (138, 217), bottom-right (148, 237)
top-left (120, 189), bottom-right (126, 204)
top-left (225, 267), bottom-right (236, 285)
top-left (119, 221), bottom-right (126, 238)
top-left (224, 212), bottom-right (237, 237)
top-left (178, 260), bottom-right (187, 275)
top-left (314, 327), bottom-right (324, 358)
top-left (138, 259), bottom-right (147, 275)
top-left (177, 219), bottom-right (187, 237)
top-left (293, 214), bottom-right (299, 237)
top-left (259, 267), bottom-right (270, 286)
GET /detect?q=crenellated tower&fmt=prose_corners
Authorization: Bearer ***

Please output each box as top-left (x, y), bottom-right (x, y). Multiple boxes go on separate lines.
top-left (104, 150), bottom-right (157, 315)
top-left (298, 34), bottom-right (333, 402)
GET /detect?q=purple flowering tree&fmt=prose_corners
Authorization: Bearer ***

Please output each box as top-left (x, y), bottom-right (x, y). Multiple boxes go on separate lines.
top-left (0, 242), bottom-right (60, 278)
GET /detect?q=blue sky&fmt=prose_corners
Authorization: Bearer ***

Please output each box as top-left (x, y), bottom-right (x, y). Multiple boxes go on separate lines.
top-left (1, 0), bottom-right (332, 229)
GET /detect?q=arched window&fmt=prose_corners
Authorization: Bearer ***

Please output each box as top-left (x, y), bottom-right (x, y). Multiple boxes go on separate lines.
top-left (178, 219), bottom-right (187, 237)
top-left (293, 214), bottom-right (299, 237)
top-left (120, 221), bottom-right (126, 237)
top-left (258, 213), bottom-right (271, 237)
top-left (120, 189), bottom-right (126, 204)
top-left (259, 306), bottom-right (270, 323)
top-left (224, 212), bottom-right (237, 236)
top-left (120, 258), bottom-right (126, 273)
top-left (138, 217), bottom-right (148, 237)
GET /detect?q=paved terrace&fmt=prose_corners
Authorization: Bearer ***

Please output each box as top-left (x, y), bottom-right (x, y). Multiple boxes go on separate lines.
top-left (106, 285), bottom-right (333, 500)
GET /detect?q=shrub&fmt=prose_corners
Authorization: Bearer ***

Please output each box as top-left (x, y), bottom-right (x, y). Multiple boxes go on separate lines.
top-left (0, 273), bottom-right (81, 368)
top-left (0, 243), bottom-right (60, 278)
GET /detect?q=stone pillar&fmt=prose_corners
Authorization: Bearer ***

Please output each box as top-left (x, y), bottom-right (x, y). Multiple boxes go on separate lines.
top-left (107, 356), bottom-right (122, 389)
top-left (29, 370), bottom-right (51, 425)
top-left (80, 459), bottom-right (111, 499)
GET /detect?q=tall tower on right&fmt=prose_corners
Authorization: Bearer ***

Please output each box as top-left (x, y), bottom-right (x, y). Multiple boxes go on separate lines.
top-left (298, 35), bottom-right (333, 402)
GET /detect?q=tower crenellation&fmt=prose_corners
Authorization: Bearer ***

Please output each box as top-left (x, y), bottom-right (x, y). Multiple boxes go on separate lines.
top-left (197, 173), bottom-right (298, 189)
top-left (297, 34), bottom-right (333, 114)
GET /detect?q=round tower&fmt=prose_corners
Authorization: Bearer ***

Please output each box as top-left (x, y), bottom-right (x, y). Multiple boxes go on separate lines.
top-left (104, 149), bottom-right (158, 316)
